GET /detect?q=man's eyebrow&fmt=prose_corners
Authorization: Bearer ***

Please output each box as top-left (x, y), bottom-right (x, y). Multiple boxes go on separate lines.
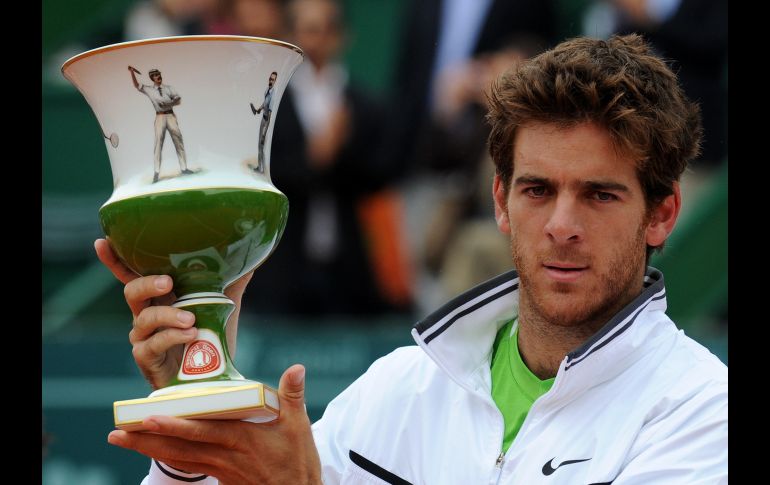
top-left (513, 176), bottom-right (631, 193)
top-left (583, 180), bottom-right (630, 192)
top-left (513, 175), bottom-right (551, 186)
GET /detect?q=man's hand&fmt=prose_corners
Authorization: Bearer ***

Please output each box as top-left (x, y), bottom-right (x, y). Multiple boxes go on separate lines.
top-left (128, 66), bottom-right (141, 89)
top-left (95, 239), bottom-right (190, 389)
top-left (108, 365), bottom-right (322, 485)
top-left (308, 104), bottom-right (351, 169)
top-left (94, 239), bottom-right (252, 389)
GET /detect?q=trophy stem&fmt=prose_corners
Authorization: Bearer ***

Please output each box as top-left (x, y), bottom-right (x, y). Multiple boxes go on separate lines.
top-left (112, 291), bottom-right (280, 430)
top-left (169, 292), bottom-right (243, 386)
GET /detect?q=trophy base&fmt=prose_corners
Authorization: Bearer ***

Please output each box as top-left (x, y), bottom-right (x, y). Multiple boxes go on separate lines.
top-left (114, 380), bottom-right (279, 431)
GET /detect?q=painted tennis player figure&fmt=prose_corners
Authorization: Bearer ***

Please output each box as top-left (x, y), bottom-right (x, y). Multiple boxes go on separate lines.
top-left (129, 66), bottom-right (193, 183)
top-left (249, 71), bottom-right (278, 173)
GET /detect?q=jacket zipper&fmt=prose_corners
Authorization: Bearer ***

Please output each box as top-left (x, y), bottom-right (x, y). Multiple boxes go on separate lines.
top-left (493, 452), bottom-right (505, 485)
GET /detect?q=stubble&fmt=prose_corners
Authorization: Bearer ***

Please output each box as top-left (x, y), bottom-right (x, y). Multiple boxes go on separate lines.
top-left (512, 220), bottom-right (648, 339)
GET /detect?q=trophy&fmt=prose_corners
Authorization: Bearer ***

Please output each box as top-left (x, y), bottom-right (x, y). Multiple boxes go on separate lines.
top-left (61, 36), bottom-right (303, 431)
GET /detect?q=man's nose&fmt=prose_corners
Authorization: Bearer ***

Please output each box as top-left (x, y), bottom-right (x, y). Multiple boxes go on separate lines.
top-left (543, 196), bottom-right (584, 244)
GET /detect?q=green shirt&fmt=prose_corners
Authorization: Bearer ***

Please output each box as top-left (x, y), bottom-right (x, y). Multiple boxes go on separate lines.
top-left (490, 319), bottom-right (555, 453)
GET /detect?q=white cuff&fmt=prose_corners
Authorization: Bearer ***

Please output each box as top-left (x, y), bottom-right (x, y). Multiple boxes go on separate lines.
top-left (142, 459), bottom-right (218, 484)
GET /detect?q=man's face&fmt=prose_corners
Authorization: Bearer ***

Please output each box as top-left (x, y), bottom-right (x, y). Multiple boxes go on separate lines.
top-left (290, 0), bottom-right (342, 67)
top-left (151, 74), bottom-right (162, 85)
top-left (269, 73), bottom-right (277, 87)
top-left (493, 122), bottom-right (672, 328)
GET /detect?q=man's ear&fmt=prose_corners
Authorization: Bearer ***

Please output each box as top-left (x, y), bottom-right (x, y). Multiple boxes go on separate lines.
top-left (493, 174), bottom-right (511, 234)
top-left (645, 182), bottom-right (682, 247)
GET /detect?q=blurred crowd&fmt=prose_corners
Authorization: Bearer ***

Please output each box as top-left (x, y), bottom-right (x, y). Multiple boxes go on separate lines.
top-left (48, 0), bottom-right (727, 319)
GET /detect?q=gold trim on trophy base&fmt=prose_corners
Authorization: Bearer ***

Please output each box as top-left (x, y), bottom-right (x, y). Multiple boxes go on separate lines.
top-left (114, 382), bottom-right (280, 431)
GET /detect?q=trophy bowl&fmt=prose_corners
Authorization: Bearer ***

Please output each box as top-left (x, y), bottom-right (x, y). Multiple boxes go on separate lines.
top-left (61, 35), bottom-right (303, 430)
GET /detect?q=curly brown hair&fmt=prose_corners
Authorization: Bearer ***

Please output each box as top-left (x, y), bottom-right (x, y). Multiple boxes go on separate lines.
top-left (486, 34), bottom-right (702, 211)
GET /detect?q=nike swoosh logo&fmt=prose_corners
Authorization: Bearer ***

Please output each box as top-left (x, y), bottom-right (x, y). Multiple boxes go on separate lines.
top-left (542, 457), bottom-right (592, 475)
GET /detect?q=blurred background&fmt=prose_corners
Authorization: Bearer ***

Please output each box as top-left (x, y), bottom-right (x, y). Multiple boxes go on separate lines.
top-left (42, 0), bottom-right (726, 483)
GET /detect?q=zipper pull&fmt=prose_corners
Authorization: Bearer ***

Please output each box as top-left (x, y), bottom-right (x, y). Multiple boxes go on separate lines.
top-left (493, 452), bottom-right (506, 485)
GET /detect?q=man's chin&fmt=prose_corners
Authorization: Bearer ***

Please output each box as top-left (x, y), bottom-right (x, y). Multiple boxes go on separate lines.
top-left (537, 307), bottom-right (595, 327)
top-left (548, 281), bottom-right (582, 294)
top-left (528, 289), bottom-right (601, 327)
top-left (531, 277), bottom-right (589, 298)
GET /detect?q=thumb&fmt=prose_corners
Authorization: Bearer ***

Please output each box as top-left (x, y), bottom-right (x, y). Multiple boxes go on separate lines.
top-left (278, 364), bottom-right (306, 412)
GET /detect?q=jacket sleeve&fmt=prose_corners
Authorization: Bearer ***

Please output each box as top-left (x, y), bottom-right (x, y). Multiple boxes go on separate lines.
top-left (137, 346), bottom-right (418, 485)
top-left (311, 363), bottom-right (368, 484)
top-left (139, 459), bottom-right (219, 484)
top-left (311, 346), bottom-right (418, 484)
top-left (612, 381), bottom-right (727, 484)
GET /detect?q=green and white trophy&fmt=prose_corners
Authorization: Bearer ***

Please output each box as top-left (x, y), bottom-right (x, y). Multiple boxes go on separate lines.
top-left (62, 36), bottom-right (303, 431)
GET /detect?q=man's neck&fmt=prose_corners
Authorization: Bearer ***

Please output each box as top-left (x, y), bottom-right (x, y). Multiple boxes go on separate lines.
top-left (516, 287), bottom-right (642, 380)
top-left (516, 314), bottom-right (599, 379)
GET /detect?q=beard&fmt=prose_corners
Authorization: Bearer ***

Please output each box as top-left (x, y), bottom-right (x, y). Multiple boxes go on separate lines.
top-left (511, 221), bottom-right (648, 331)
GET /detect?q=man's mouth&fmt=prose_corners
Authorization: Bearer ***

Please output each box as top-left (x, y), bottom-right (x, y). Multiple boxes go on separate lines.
top-left (544, 262), bottom-right (587, 270)
top-left (542, 263), bottom-right (588, 281)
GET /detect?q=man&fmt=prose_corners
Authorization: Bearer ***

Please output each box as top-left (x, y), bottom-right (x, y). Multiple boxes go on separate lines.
top-left (380, 0), bottom-right (557, 180)
top-left (249, 71), bottom-right (278, 173)
top-left (100, 35), bottom-right (727, 484)
top-left (129, 66), bottom-right (193, 183)
top-left (241, 0), bottom-right (398, 316)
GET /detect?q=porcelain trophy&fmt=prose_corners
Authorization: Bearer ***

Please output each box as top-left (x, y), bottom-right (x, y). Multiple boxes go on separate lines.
top-left (62, 36), bottom-right (303, 430)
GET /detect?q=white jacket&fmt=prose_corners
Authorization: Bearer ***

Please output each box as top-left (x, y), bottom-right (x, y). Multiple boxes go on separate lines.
top-left (142, 268), bottom-right (727, 484)
top-left (313, 268), bottom-right (727, 484)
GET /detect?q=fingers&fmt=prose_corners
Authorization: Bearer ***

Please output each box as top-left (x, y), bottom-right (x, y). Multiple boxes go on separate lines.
top-left (131, 325), bottom-right (196, 362)
top-left (108, 427), bottom-right (222, 470)
top-left (124, 274), bottom-right (175, 317)
top-left (95, 238), bottom-right (176, 316)
top-left (130, 306), bottom-right (195, 342)
top-left (139, 416), bottom-right (244, 449)
top-left (278, 364), bottom-right (307, 412)
top-left (108, 422), bottom-right (255, 483)
top-left (94, 239), bottom-right (138, 285)
top-left (130, 307), bottom-right (196, 387)
top-left (225, 269), bottom-right (254, 300)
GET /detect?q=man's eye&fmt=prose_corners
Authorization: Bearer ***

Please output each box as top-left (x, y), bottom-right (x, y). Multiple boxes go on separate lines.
top-left (594, 192), bottom-right (617, 201)
top-left (526, 186), bottom-right (547, 197)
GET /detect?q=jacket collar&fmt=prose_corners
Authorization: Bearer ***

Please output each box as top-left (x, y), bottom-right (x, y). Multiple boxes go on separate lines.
top-left (411, 267), bottom-right (669, 394)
